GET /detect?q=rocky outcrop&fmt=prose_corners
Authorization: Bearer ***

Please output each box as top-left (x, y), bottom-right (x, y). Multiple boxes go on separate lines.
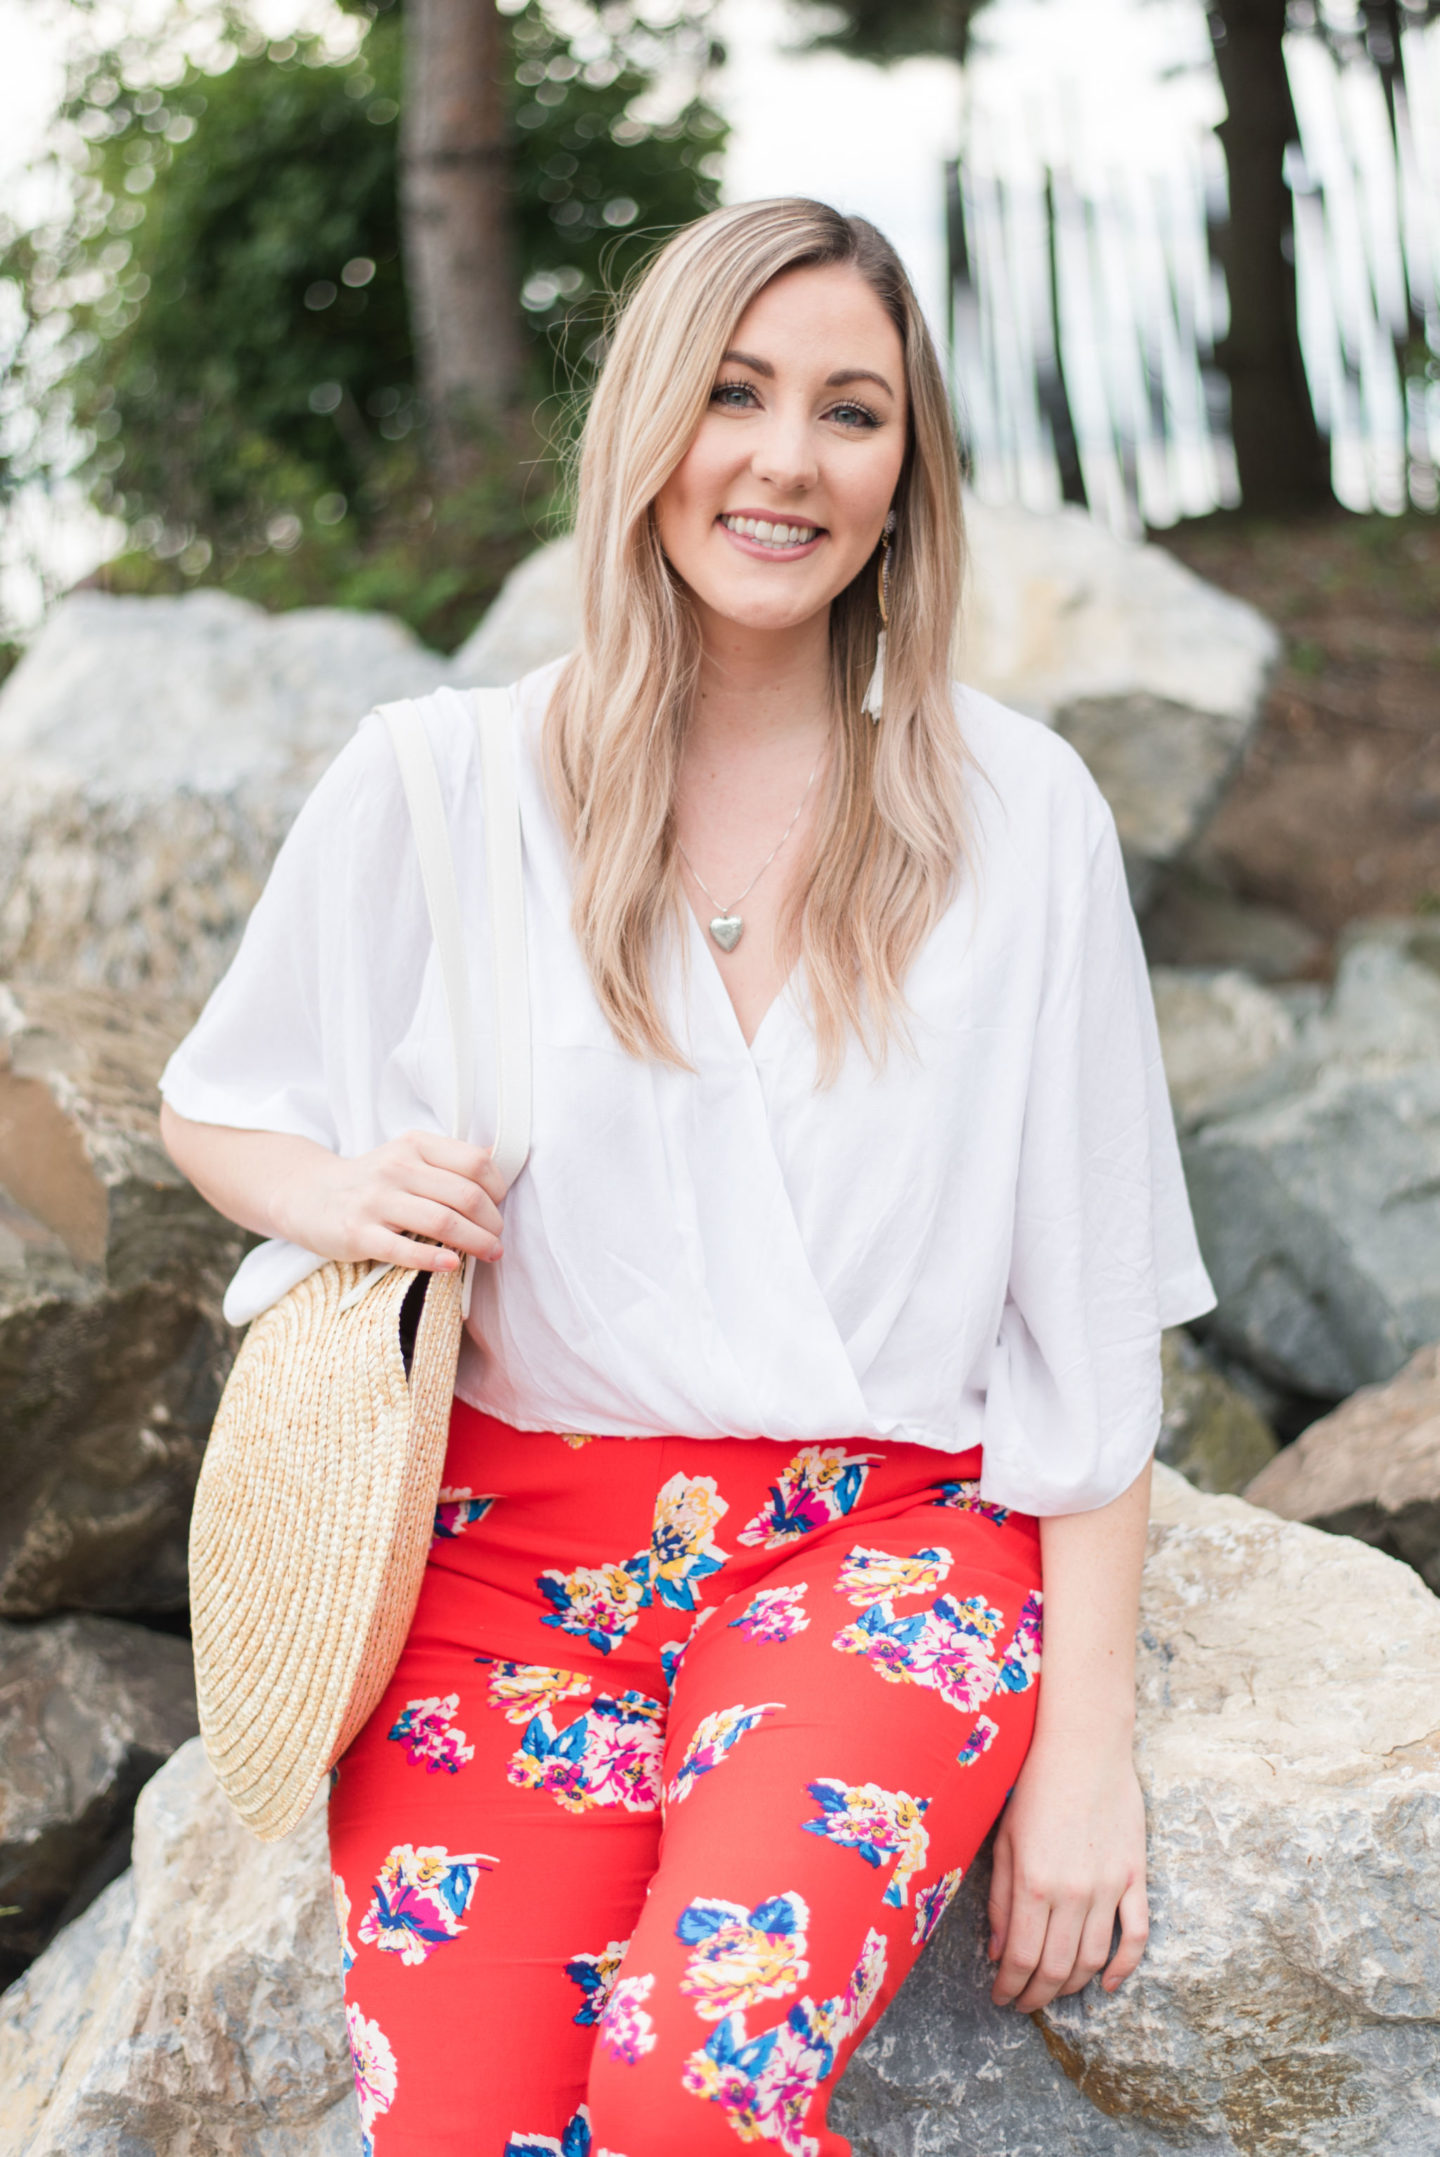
top-left (1150, 965), bottom-right (1304, 1134)
top-left (1142, 863), bottom-right (1324, 981)
top-left (0, 982), bottom-right (243, 1616)
top-left (9, 1474), bottom-right (1440, 2156)
top-left (0, 1739), bottom-right (356, 2157)
top-left (1181, 920), bottom-right (1440, 1400)
top-left (835, 1465), bottom-right (1440, 2155)
top-left (1246, 1340), bottom-right (1440, 1593)
top-left (0, 1615), bottom-right (197, 1990)
top-left (0, 589), bottom-right (449, 1002)
top-left (1155, 1328), bottom-right (1277, 1494)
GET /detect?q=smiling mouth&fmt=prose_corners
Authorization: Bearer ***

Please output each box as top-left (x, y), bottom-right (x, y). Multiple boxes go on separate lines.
top-left (718, 513), bottom-right (823, 551)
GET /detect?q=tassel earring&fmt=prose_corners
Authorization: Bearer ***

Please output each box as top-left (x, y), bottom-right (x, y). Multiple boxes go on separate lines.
top-left (861, 511), bottom-right (895, 722)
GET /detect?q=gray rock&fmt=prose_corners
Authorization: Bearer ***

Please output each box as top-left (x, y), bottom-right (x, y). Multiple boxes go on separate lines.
top-left (0, 1614), bottom-right (197, 1989)
top-left (1151, 965), bottom-right (1299, 1134)
top-left (1141, 864), bottom-right (1324, 983)
top-left (0, 588), bottom-right (449, 1002)
top-left (1182, 921), bottom-right (1440, 1398)
top-left (451, 529), bottom-right (582, 685)
top-left (1246, 1340), bottom-right (1440, 1593)
top-left (0, 1738), bottom-right (357, 2157)
top-left (836, 1466), bottom-right (1440, 2155)
top-left (0, 982), bottom-right (244, 1616)
top-left (1155, 1328), bottom-right (1278, 1494)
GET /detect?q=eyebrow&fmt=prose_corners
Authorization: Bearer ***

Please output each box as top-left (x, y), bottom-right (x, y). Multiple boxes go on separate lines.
top-left (720, 350), bottom-right (896, 398)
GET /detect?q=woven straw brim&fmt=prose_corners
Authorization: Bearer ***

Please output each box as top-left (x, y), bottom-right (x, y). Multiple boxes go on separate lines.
top-left (190, 1257), bottom-right (463, 1841)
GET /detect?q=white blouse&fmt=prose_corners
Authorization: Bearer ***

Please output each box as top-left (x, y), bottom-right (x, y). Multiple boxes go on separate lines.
top-left (160, 658), bottom-right (1214, 1516)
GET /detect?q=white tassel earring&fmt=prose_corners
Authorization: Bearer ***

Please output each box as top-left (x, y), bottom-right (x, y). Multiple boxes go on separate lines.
top-left (861, 511), bottom-right (895, 722)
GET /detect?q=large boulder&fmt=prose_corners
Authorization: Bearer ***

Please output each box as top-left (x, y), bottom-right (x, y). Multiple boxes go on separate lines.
top-left (0, 1615), bottom-right (197, 1990)
top-left (1150, 965), bottom-right (1303, 1134)
top-left (0, 589), bottom-right (449, 1002)
top-left (1246, 1340), bottom-right (1440, 1593)
top-left (0, 1739), bottom-right (357, 2157)
top-left (0, 981), bottom-right (243, 1617)
top-left (1155, 1327), bottom-right (1277, 1495)
top-left (1181, 920), bottom-right (1440, 1399)
top-left (9, 1474), bottom-right (1440, 2156)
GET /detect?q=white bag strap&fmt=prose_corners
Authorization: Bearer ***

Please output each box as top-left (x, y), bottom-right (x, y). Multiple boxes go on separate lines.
top-left (339, 689), bottom-right (530, 1316)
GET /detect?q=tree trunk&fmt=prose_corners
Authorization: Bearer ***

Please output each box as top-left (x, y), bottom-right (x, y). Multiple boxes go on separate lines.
top-left (401, 0), bottom-right (524, 486)
top-left (1207, 0), bottom-right (1331, 511)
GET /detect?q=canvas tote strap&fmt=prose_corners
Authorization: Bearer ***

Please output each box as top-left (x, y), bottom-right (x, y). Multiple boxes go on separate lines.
top-left (338, 688), bottom-right (530, 1316)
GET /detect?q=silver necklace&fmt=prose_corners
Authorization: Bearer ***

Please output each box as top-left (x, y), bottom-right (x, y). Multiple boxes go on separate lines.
top-left (676, 759), bottom-right (820, 953)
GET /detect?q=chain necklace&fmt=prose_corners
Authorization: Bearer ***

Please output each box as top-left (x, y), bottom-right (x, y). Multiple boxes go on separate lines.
top-left (676, 758), bottom-right (820, 953)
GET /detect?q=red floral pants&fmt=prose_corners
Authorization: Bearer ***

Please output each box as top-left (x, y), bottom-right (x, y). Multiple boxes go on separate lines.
top-left (328, 1402), bottom-right (1043, 2157)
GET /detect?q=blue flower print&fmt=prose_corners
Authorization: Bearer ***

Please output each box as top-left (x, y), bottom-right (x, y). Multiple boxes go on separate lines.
top-left (564, 1937), bottom-right (629, 2026)
top-left (996, 1590), bottom-right (1043, 1693)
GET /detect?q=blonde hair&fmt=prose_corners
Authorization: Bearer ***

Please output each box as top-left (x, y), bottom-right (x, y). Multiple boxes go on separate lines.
top-left (544, 197), bottom-right (966, 1078)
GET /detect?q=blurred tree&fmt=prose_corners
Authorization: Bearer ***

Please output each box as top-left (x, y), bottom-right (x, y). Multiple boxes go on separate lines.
top-left (804, 0), bottom-right (1439, 516)
top-left (0, 0), bottom-right (725, 645)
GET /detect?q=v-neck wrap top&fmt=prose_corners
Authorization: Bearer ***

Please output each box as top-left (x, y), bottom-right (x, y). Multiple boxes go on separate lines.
top-left (161, 659), bottom-right (1214, 1515)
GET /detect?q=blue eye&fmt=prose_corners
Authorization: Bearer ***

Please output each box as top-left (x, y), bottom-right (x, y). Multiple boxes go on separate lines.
top-left (711, 380), bottom-right (757, 408)
top-left (829, 401), bottom-right (880, 430)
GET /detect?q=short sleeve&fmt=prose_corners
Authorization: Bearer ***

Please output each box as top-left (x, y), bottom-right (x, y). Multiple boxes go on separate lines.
top-left (977, 793), bottom-right (1215, 1516)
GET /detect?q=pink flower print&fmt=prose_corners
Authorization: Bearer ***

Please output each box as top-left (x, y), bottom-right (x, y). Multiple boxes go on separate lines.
top-left (956, 1713), bottom-right (999, 1768)
top-left (667, 1701), bottom-right (782, 1807)
top-left (478, 1659), bottom-right (592, 1724)
top-left (996, 1590), bottom-right (1043, 1694)
top-left (637, 1472), bottom-right (730, 1613)
top-left (677, 1891), bottom-right (810, 2021)
top-left (803, 1779), bottom-right (931, 1907)
top-left (508, 1690), bottom-right (665, 1814)
top-left (537, 1559), bottom-right (649, 1656)
top-left (505, 2103), bottom-right (622, 2157)
top-left (346, 2001), bottom-right (397, 2156)
top-left (729, 1584), bottom-right (810, 1644)
top-left (332, 1871), bottom-right (355, 1976)
top-left (736, 1447), bottom-right (881, 1549)
top-left (833, 1592), bottom-right (1003, 1715)
top-left (833, 1545), bottom-right (952, 1608)
top-left (681, 1926), bottom-right (887, 2157)
top-left (661, 1604), bottom-right (717, 1690)
top-left (598, 1971), bottom-right (658, 2063)
top-left (387, 1691), bottom-right (475, 1774)
top-left (357, 1843), bottom-right (496, 1966)
top-left (930, 1479), bottom-right (1011, 1526)
top-left (432, 1486), bottom-right (497, 1541)
top-left (912, 1866), bottom-right (964, 1946)
top-left (564, 1936), bottom-right (630, 2026)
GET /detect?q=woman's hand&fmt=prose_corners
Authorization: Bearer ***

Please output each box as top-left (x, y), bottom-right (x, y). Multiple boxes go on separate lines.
top-left (158, 1109), bottom-right (507, 1273)
top-left (987, 1725), bottom-right (1149, 2012)
top-left (277, 1132), bottom-right (508, 1273)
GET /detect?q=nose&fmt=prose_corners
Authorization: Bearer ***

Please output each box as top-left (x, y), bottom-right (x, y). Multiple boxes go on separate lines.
top-left (748, 401), bottom-right (819, 496)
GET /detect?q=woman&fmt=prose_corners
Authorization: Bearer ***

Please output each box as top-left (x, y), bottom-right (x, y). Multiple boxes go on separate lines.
top-left (160, 199), bottom-right (1214, 2157)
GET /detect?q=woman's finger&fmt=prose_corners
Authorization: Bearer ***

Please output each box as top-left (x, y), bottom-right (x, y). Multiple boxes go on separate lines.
top-left (987, 1831), bottom-right (1013, 1965)
top-left (1011, 1899), bottom-right (1086, 2014)
top-left (381, 1192), bottom-right (503, 1261)
top-left (355, 1227), bottom-right (462, 1273)
top-left (1056, 1894), bottom-right (1123, 1998)
top-left (411, 1134), bottom-right (507, 1206)
top-left (391, 1162), bottom-right (505, 1240)
top-left (1102, 1879), bottom-right (1150, 1992)
top-left (990, 1887), bottom-right (1049, 2008)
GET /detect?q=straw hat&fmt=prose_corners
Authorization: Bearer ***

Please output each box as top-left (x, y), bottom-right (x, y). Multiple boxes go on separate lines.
top-left (189, 1254), bottom-right (464, 1841)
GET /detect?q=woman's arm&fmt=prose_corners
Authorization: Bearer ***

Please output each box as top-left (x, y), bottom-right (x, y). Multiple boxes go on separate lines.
top-left (159, 1104), bottom-right (506, 1273)
top-left (987, 1456), bottom-right (1151, 2012)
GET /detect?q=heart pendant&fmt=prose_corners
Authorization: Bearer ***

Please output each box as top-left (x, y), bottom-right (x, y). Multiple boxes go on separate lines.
top-left (709, 914), bottom-right (743, 953)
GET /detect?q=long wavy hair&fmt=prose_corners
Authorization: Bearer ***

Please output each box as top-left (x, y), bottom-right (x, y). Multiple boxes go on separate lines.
top-left (543, 197), bottom-right (967, 1078)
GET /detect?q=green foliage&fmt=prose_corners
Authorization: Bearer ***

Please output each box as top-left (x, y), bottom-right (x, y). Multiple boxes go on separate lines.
top-left (1, 0), bottom-right (725, 648)
top-left (794, 0), bottom-right (987, 66)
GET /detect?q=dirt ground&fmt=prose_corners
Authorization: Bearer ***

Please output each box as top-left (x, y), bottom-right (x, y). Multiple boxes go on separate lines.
top-left (1155, 512), bottom-right (1440, 965)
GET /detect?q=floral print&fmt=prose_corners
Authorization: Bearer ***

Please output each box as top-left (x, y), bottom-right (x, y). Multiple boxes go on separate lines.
top-left (560, 1432), bottom-right (595, 1449)
top-left (677, 1891), bottom-right (811, 2021)
top-left (357, 1843), bottom-right (496, 1967)
top-left (346, 2000), bottom-right (397, 2157)
top-left (504, 2104), bottom-right (620, 2157)
top-left (661, 1606), bottom-right (716, 1689)
top-left (803, 1779), bottom-right (932, 1908)
top-left (912, 1866), bottom-right (965, 1946)
top-left (931, 1479), bottom-right (1011, 1526)
top-left (681, 1926), bottom-right (888, 2157)
top-left (387, 1692), bottom-right (475, 1774)
top-left (537, 1560), bottom-right (651, 1656)
top-left (957, 1714), bottom-right (999, 1767)
top-left (736, 1447), bottom-right (881, 1549)
top-left (509, 1690), bottom-right (665, 1814)
top-left (597, 1972), bottom-right (657, 2063)
top-left (432, 1486), bottom-right (496, 1541)
top-left (637, 1473), bottom-right (730, 1612)
top-left (564, 1937), bottom-right (629, 2026)
top-left (666, 1701), bottom-right (782, 1807)
top-left (478, 1659), bottom-right (593, 1724)
top-left (332, 1871), bottom-right (355, 1976)
top-left (834, 1544), bottom-right (953, 1608)
top-left (833, 1590), bottom-right (1006, 1714)
top-left (996, 1590), bottom-right (1044, 1694)
top-left (729, 1583), bottom-right (810, 1643)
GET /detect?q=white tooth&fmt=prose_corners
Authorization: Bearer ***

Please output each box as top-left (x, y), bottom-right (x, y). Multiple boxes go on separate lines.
top-left (754, 521), bottom-right (775, 541)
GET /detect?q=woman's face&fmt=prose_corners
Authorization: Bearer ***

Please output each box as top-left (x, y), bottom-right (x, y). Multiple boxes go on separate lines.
top-left (653, 263), bottom-right (908, 639)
